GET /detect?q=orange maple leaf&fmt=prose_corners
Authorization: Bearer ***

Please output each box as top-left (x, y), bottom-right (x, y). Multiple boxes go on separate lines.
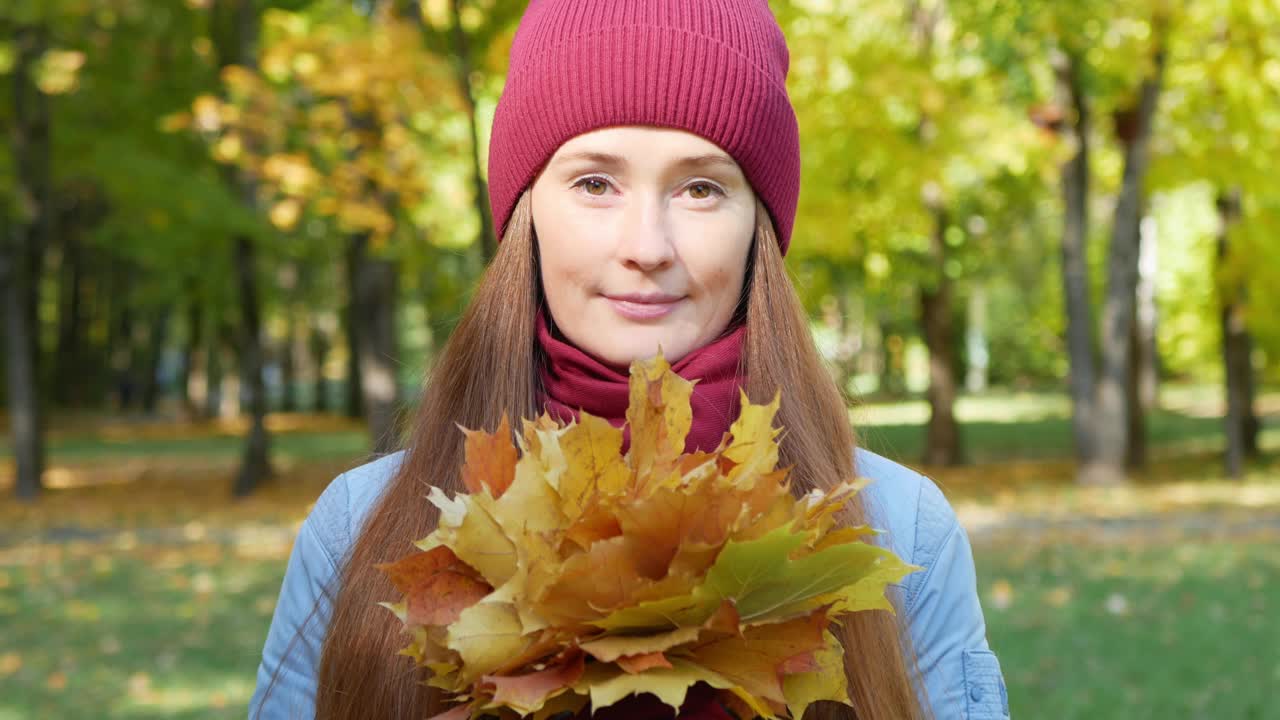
top-left (460, 413), bottom-right (518, 498)
top-left (480, 649), bottom-right (586, 714)
top-left (377, 546), bottom-right (491, 626)
top-left (616, 651), bottom-right (674, 674)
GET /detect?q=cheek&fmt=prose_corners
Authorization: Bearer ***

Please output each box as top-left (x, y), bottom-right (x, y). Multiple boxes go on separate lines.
top-left (535, 195), bottom-right (594, 284)
top-left (541, 255), bottom-right (588, 297)
top-left (697, 261), bottom-right (734, 294)
top-left (537, 221), bottom-right (607, 300)
top-left (683, 219), bottom-right (752, 301)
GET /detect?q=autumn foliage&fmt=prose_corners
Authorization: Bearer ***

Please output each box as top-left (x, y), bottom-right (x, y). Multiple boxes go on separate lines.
top-left (377, 355), bottom-right (920, 720)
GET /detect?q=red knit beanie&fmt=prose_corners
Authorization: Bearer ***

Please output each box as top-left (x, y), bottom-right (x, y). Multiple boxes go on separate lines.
top-left (487, 0), bottom-right (801, 255)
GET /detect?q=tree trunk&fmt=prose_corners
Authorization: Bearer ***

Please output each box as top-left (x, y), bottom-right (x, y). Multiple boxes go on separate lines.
top-left (1125, 306), bottom-right (1148, 470)
top-left (343, 238), bottom-right (366, 419)
top-left (111, 296), bottom-right (138, 411)
top-left (5, 23), bottom-right (52, 500)
top-left (1052, 48), bottom-right (1101, 480)
top-left (349, 233), bottom-right (401, 454)
top-left (205, 321), bottom-right (226, 420)
top-left (1243, 359), bottom-right (1260, 459)
top-left (1125, 212), bottom-right (1155, 471)
top-left (1220, 292), bottom-right (1252, 480)
top-left (1216, 189), bottom-right (1257, 479)
top-left (28, 231), bottom-right (46, 396)
top-left (17, 32), bottom-right (51, 397)
top-left (54, 233), bottom-right (86, 408)
top-left (446, 0), bottom-right (497, 262)
top-left (310, 321), bottom-right (331, 413)
top-left (212, 0), bottom-right (271, 495)
top-left (98, 258), bottom-right (123, 407)
top-left (281, 305), bottom-right (298, 413)
top-left (139, 309), bottom-right (169, 414)
top-left (920, 206), bottom-right (963, 467)
top-left (1, 247), bottom-right (44, 501)
top-left (1088, 42), bottom-right (1165, 486)
top-left (51, 180), bottom-right (107, 408)
top-left (117, 305), bottom-right (152, 414)
top-left (231, 233), bottom-right (271, 496)
top-left (1135, 214), bottom-right (1160, 410)
top-left (75, 248), bottom-right (102, 406)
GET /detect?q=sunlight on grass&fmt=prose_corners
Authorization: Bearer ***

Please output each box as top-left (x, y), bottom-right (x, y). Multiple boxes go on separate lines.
top-left (0, 540), bottom-right (286, 720)
top-left (0, 458), bottom-right (359, 533)
top-left (954, 472), bottom-right (1280, 520)
top-left (853, 392), bottom-right (1073, 427)
top-left (978, 541), bottom-right (1280, 719)
top-left (110, 675), bottom-right (256, 716)
top-left (852, 385), bottom-right (1278, 464)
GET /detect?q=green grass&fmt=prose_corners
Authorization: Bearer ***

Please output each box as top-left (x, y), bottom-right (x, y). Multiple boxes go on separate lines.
top-left (0, 540), bottom-right (282, 720)
top-left (976, 541), bottom-right (1280, 720)
top-left (1, 429), bottom-right (368, 463)
top-left (854, 386), bottom-right (1277, 464)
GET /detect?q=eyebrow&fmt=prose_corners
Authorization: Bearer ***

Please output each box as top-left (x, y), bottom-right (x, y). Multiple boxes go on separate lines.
top-left (551, 151), bottom-right (739, 173)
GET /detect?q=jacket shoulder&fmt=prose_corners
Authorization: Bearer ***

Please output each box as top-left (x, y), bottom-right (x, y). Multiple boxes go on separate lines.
top-left (321, 449), bottom-right (407, 564)
top-left (854, 447), bottom-right (960, 611)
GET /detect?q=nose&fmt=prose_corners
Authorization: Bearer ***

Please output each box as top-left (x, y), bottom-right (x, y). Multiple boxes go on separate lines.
top-left (616, 193), bottom-right (676, 272)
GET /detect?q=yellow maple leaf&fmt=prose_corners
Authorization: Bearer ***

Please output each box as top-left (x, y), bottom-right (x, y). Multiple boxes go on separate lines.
top-left (722, 389), bottom-right (782, 485)
top-left (689, 608), bottom-right (830, 706)
top-left (625, 354), bottom-right (693, 486)
top-left (580, 626), bottom-right (702, 663)
top-left (781, 630), bottom-right (852, 720)
top-left (425, 491), bottom-right (516, 588)
top-left (445, 600), bottom-right (530, 685)
top-left (577, 656), bottom-right (735, 714)
top-left (557, 412), bottom-right (630, 516)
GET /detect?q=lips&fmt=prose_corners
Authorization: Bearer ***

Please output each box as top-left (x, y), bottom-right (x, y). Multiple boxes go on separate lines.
top-left (603, 292), bottom-right (684, 321)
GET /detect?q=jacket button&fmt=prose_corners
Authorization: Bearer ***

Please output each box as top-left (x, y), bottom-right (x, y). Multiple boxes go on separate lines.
top-left (970, 685), bottom-right (984, 702)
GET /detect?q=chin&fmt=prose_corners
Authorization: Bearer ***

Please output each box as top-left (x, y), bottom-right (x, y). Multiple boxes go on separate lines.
top-left (588, 328), bottom-right (694, 367)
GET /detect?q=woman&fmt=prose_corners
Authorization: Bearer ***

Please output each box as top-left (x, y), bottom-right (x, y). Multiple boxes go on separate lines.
top-left (250, 1), bottom-right (1008, 719)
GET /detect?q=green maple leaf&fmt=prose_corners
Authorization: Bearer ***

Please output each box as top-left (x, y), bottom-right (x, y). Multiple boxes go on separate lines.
top-left (593, 523), bottom-right (920, 632)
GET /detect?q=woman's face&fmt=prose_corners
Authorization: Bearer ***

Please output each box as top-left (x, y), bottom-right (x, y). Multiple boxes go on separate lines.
top-left (530, 126), bottom-right (756, 366)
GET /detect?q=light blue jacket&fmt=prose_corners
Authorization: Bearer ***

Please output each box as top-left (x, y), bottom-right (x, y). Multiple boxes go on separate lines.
top-left (249, 448), bottom-right (1009, 719)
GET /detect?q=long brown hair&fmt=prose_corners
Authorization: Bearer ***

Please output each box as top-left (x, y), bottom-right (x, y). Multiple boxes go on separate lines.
top-left (264, 191), bottom-right (926, 720)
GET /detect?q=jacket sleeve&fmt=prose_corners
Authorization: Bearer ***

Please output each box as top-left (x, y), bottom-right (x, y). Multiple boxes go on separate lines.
top-left (248, 471), bottom-right (351, 720)
top-left (903, 478), bottom-right (1010, 720)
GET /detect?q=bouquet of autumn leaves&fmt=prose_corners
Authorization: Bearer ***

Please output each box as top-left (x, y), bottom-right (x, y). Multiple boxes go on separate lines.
top-left (377, 355), bottom-right (921, 720)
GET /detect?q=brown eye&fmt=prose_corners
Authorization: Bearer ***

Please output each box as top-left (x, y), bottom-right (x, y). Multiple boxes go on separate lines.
top-left (688, 182), bottom-right (718, 200)
top-left (579, 178), bottom-right (608, 196)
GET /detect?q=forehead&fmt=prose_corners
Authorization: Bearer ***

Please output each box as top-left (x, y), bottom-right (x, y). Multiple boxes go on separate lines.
top-left (549, 126), bottom-right (741, 172)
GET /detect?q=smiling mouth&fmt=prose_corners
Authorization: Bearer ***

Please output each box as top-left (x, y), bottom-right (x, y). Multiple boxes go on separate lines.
top-left (603, 294), bottom-right (684, 321)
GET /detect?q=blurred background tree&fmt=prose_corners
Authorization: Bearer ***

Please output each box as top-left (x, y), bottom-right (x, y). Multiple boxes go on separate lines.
top-left (3, 0), bottom-right (1277, 497)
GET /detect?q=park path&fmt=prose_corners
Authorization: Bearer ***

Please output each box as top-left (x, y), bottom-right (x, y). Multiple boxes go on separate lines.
top-left (958, 507), bottom-right (1280, 545)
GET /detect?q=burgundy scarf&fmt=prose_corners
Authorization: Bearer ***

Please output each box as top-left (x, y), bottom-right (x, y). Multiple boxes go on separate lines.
top-left (536, 312), bottom-right (747, 453)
